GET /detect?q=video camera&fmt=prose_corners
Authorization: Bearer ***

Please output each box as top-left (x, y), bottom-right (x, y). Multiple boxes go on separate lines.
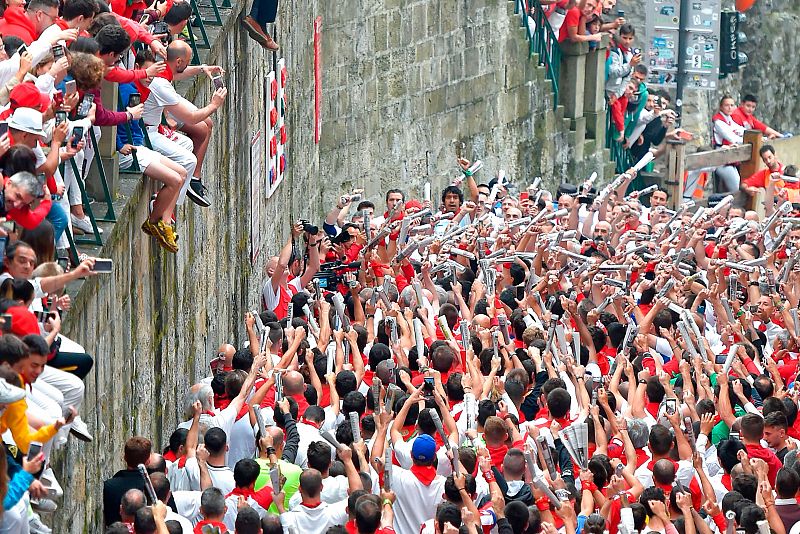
top-left (313, 261), bottom-right (362, 289)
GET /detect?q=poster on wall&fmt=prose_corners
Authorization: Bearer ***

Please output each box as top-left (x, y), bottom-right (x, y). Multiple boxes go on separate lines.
top-left (250, 130), bottom-right (264, 264)
top-left (264, 59), bottom-right (288, 198)
top-left (265, 71), bottom-right (277, 197)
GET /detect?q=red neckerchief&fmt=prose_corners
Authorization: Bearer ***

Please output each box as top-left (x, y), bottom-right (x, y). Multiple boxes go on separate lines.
top-left (487, 444), bottom-right (509, 470)
top-left (721, 473), bottom-right (732, 490)
top-left (645, 401), bottom-right (661, 419)
top-left (302, 500), bottom-right (323, 509)
top-left (226, 486), bottom-right (273, 510)
top-left (344, 519), bottom-right (357, 534)
top-left (301, 418), bottom-right (321, 429)
top-left (193, 520), bottom-right (228, 534)
top-left (409, 464), bottom-right (437, 486)
top-left (157, 63), bottom-right (175, 82)
top-left (635, 448), bottom-right (650, 468)
top-left (163, 450), bottom-right (177, 462)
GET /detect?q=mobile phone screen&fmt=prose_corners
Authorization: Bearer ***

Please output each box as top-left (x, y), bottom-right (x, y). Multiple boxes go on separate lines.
top-left (128, 93), bottom-right (141, 107)
top-left (0, 122), bottom-right (8, 137)
top-left (65, 80), bottom-right (77, 94)
top-left (92, 259), bottom-right (113, 273)
top-left (71, 126), bottom-right (84, 148)
top-left (27, 441), bottom-right (42, 462)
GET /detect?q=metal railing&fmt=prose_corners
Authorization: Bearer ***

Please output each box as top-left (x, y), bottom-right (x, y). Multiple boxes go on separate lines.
top-left (605, 98), bottom-right (633, 174)
top-left (514, 0), bottom-right (561, 110)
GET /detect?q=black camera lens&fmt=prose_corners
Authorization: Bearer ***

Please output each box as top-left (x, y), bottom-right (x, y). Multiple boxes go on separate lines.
top-left (303, 223), bottom-right (319, 235)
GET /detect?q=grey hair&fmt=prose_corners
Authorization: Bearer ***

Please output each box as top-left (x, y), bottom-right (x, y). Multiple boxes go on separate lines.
top-left (8, 172), bottom-right (40, 198)
top-left (183, 385), bottom-right (214, 420)
top-left (200, 487), bottom-right (225, 516)
top-left (627, 418), bottom-right (650, 449)
top-left (399, 286), bottom-right (417, 308)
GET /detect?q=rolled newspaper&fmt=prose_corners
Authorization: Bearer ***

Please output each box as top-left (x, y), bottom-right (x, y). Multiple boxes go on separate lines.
top-left (459, 322), bottom-right (471, 352)
top-left (349, 412), bottom-right (362, 442)
top-left (723, 345), bottom-right (737, 374)
top-left (536, 436), bottom-right (557, 479)
top-left (372, 377), bottom-right (382, 415)
top-left (332, 293), bottom-right (348, 331)
top-left (720, 298), bottom-right (735, 323)
top-left (384, 446), bottom-right (392, 489)
top-left (498, 314), bottom-right (511, 345)
top-left (413, 318), bottom-right (425, 360)
top-left (711, 194), bottom-right (734, 214)
top-left (302, 304), bottom-right (320, 336)
top-left (532, 476), bottom-right (562, 509)
top-left (438, 315), bottom-right (455, 341)
top-left (321, 429), bottom-right (345, 451)
top-left (269, 465), bottom-right (281, 493)
top-left (632, 151), bottom-right (656, 172)
top-left (274, 371), bottom-right (283, 402)
top-left (254, 406), bottom-right (267, 440)
top-left (429, 409), bottom-right (451, 455)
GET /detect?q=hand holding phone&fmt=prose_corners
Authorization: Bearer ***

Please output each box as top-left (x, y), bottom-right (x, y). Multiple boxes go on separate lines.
top-left (91, 258), bottom-right (113, 273)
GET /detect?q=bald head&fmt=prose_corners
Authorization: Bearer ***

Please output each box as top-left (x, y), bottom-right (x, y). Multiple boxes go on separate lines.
top-left (282, 371), bottom-right (304, 395)
top-left (653, 458), bottom-right (676, 486)
top-left (120, 489), bottom-right (146, 521)
top-left (218, 343), bottom-right (235, 361)
top-left (166, 40), bottom-right (192, 63)
top-left (267, 427), bottom-right (285, 450)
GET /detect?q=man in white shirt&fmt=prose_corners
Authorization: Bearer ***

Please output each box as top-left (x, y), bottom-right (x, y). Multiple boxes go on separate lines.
top-left (138, 40), bottom-right (227, 207)
top-left (391, 434), bottom-right (447, 534)
top-left (288, 441), bottom-right (348, 509)
top-left (151, 472), bottom-right (193, 533)
top-left (222, 459), bottom-right (271, 531)
top-left (276, 447), bottom-right (362, 534)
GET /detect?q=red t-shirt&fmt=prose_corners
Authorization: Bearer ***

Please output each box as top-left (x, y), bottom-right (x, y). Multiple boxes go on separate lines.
top-left (558, 7), bottom-right (581, 43)
top-left (731, 106), bottom-right (767, 133)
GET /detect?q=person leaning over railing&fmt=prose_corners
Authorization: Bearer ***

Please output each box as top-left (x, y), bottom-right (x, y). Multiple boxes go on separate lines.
top-left (558, 0), bottom-right (604, 44)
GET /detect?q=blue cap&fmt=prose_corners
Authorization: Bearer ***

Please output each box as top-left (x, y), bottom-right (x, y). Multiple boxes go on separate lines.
top-left (412, 434), bottom-right (437, 463)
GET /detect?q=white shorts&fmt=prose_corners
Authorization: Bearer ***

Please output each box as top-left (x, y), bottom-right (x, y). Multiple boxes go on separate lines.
top-left (118, 145), bottom-right (159, 171)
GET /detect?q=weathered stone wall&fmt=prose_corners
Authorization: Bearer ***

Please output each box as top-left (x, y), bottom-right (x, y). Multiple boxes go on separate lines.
top-left (317, 0), bottom-right (609, 203)
top-left (54, 0), bottom-right (608, 530)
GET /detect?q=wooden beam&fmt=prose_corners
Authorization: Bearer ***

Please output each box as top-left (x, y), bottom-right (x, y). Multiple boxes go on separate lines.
top-left (684, 144), bottom-right (753, 171)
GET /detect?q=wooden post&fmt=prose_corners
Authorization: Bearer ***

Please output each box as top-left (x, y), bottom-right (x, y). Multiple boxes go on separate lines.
top-left (740, 129), bottom-right (764, 211)
top-left (665, 139), bottom-right (686, 210)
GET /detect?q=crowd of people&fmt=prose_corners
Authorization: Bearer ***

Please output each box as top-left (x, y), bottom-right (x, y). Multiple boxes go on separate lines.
top-left (0, 0), bottom-right (241, 528)
top-left (95, 122), bottom-right (800, 534)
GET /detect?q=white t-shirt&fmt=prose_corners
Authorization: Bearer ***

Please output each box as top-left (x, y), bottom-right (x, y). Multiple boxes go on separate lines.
top-left (172, 490), bottom-right (202, 524)
top-left (392, 466), bottom-right (446, 534)
top-left (226, 415), bottom-right (257, 469)
top-left (288, 475), bottom-right (348, 509)
top-left (174, 457), bottom-right (235, 494)
top-left (143, 77), bottom-right (184, 127)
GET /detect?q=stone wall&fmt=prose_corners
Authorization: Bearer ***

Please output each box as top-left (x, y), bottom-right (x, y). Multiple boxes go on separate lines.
top-left (54, 0), bottom-right (608, 530)
top-left (317, 0), bottom-right (609, 203)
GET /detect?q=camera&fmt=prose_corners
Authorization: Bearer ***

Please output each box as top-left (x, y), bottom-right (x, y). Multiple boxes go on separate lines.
top-left (150, 21), bottom-right (171, 44)
top-left (312, 260), bottom-right (362, 289)
top-left (298, 219), bottom-right (319, 235)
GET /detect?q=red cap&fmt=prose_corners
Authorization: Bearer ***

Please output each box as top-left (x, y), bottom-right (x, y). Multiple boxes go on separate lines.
top-left (405, 199), bottom-right (423, 211)
top-left (9, 83), bottom-right (50, 113)
top-left (7, 305), bottom-right (40, 338)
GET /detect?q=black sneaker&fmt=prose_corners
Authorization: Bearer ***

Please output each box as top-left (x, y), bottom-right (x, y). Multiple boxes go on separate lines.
top-left (186, 179), bottom-right (211, 207)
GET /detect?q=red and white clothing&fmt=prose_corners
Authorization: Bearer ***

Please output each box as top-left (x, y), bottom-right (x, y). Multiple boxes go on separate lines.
top-left (731, 106), bottom-right (769, 133)
top-left (223, 487), bottom-right (272, 531)
top-left (262, 276), bottom-right (302, 319)
top-left (713, 112), bottom-right (745, 147)
top-left (391, 466), bottom-right (446, 534)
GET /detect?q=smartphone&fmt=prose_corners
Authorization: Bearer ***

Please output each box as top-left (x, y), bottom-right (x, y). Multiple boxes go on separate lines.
top-left (92, 258), bottom-right (113, 273)
top-left (665, 398), bottom-right (677, 416)
top-left (27, 441), bottom-right (42, 462)
top-left (0, 122), bottom-right (8, 137)
top-left (633, 48), bottom-right (641, 55)
top-left (16, 44), bottom-right (26, 56)
top-left (615, 463), bottom-right (624, 477)
top-left (423, 376), bottom-right (434, 392)
top-left (35, 173), bottom-right (46, 199)
top-left (77, 94), bottom-right (94, 118)
top-left (71, 126), bottom-right (84, 148)
top-left (52, 90), bottom-right (63, 109)
top-left (65, 80), bottom-right (77, 95)
top-left (0, 313), bottom-right (11, 334)
top-left (51, 44), bottom-right (64, 59)
top-left (715, 354), bottom-right (727, 364)
top-left (54, 110), bottom-right (67, 126)
top-left (617, 9), bottom-right (624, 17)
top-left (128, 92), bottom-right (141, 107)
top-left (1, 220), bottom-right (14, 234)
top-left (211, 74), bottom-right (225, 90)
top-left (56, 256), bottom-right (68, 271)
top-left (677, 130), bottom-right (694, 141)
